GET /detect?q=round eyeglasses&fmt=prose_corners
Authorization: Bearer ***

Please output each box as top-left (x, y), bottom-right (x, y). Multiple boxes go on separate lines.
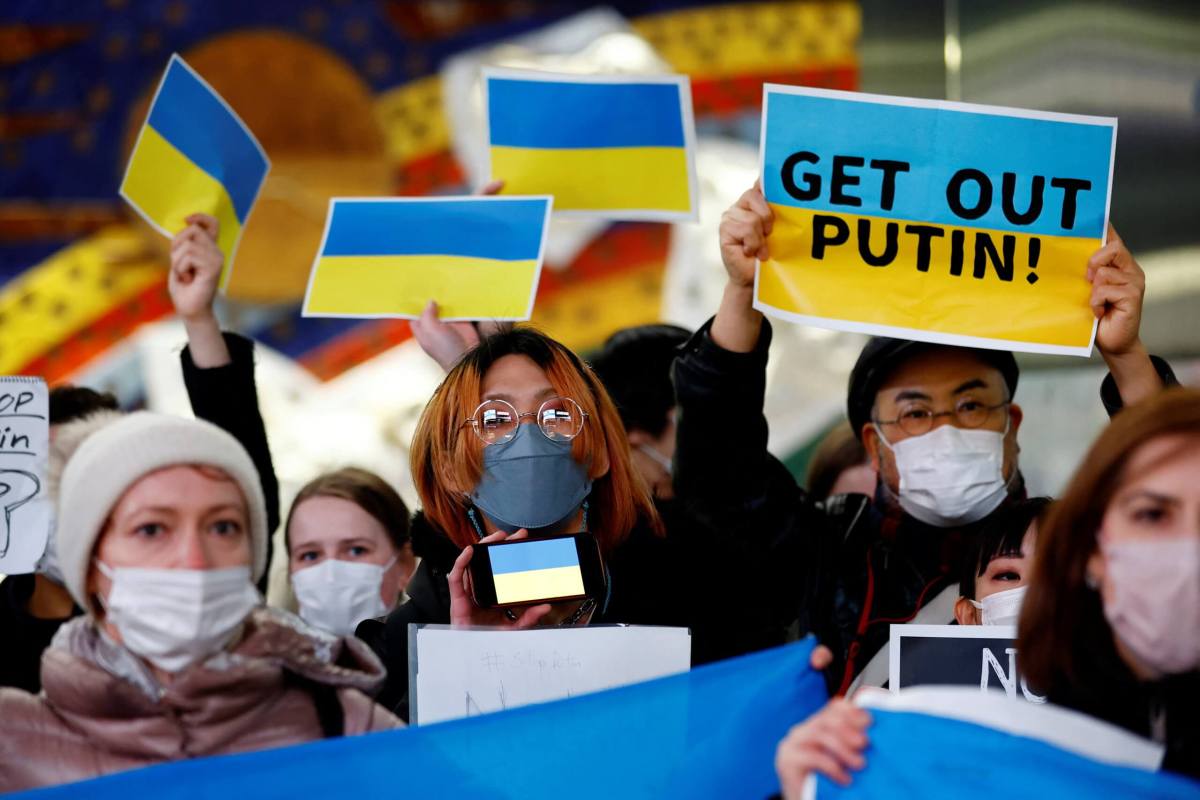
top-left (463, 397), bottom-right (588, 446)
top-left (874, 399), bottom-right (1010, 437)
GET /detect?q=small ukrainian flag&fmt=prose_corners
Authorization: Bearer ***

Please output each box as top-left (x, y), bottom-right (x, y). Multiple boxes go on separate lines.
top-left (119, 54), bottom-right (269, 288)
top-left (485, 69), bottom-right (698, 222)
top-left (302, 196), bottom-right (553, 320)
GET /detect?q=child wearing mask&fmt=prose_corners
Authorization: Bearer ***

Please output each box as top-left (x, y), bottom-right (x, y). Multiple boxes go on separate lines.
top-left (0, 413), bottom-right (399, 792)
top-left (287, 467), bottom-right (418, 636)
top-left (954, 497), bottom-right (1049, 627)
top-left (1020, 388), bottom-right (1200, 779)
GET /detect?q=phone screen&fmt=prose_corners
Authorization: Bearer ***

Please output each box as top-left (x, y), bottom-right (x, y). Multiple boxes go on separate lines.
top-left (489, 536), bottom-right (585, 605)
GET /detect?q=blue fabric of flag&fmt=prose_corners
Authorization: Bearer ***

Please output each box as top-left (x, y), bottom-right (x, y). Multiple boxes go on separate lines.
top-left (815, 707), bottom-right (1199, 799)
top-left (11, 640), bottom-right (828, 800)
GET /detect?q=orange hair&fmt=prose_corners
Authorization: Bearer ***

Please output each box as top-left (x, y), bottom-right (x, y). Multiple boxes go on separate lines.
top-left (411, 326), bottom-right (661, 553)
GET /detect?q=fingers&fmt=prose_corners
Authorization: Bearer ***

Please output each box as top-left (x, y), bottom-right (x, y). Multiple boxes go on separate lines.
top-left (170, 241), bottom-right (222, 282)
top-left (477, 179), bottom-right (505, 196)
top-left (478, 530), bottom-right (509, 545)
top-left (446, 545), bottom-right (474, 604)
top-left (1086, 232), bottom-right (1141, 282)
top-left (722, 206), bottom-right (769, 260)
top-left (1090, 282), bottom-right (1136, 319)
top-left (737, 185), bottom-right (774, 236)
top-left (184, 213), bottom-right (219, 241)
top-left (506, 528), bottom-right (530, 541)
top-left (810, 644), bottom-right (834, 671)
top-left (514, 604), bottom-right (552, 628)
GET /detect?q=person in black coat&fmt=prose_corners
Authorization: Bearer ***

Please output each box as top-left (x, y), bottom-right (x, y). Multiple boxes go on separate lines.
top-left (357, 326), bottom-right (748, 721)
top-left (675, 185), bottom-right (1175, 695)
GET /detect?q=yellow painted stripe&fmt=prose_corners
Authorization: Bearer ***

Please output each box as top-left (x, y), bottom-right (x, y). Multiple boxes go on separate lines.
top-left (120, 125), bottom-right (241, 286)
top-left (493, 566), bottom-right (586, 605)
top-left (0, 225), bottom-right (165, 373)
top-left (759, 205), bottom-right (1097, 349)
top-left (492, 145), bottom-right (691, 213)
top-left (632, 1), bottom-right (860, 78)
top-left (305, 255), bottom-right (539, 318)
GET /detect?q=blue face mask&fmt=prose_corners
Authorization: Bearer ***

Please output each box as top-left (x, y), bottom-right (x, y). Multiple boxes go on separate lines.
top-left (470, 423), bottom-right (592, 533)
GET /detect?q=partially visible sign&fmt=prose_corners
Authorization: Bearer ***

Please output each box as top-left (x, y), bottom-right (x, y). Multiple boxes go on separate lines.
top-left (0, 377), bottom-right (50, 574)
top-left (889, 624), bottom-right (1045, 703)
top-left (409, 623), bottom-right (691, 725)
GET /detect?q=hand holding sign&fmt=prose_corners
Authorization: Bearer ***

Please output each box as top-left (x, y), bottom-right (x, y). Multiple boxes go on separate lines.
top-left (168, 213), bottom-right (224, 321)
top-left (719, 184), bottom-right (774, 288)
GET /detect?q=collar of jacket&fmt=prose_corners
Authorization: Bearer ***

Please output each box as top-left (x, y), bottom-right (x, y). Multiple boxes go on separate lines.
top-left (38, 608), bottom-right (387, 757)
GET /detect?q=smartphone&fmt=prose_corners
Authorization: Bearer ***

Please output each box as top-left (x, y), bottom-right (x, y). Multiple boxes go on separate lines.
top-left (469, 533), bottom-right (604, 609)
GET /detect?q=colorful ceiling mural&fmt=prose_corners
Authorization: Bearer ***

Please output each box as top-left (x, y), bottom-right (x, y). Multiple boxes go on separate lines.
top-left (1, 0), bottom-right (859, 385)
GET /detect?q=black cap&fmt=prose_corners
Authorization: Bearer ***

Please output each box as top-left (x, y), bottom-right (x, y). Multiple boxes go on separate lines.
top-left (846, 337), bottom-right (1019, 440)
top-left (591, 324), bottom-right (692, 437)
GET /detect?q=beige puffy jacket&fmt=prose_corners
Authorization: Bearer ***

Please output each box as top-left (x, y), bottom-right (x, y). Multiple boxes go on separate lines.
top-left (0, 607), bottom-right (402, 792)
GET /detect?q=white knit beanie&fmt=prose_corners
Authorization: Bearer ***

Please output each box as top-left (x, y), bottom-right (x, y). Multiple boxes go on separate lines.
top-left (57, 411), bottom-right (267, 608)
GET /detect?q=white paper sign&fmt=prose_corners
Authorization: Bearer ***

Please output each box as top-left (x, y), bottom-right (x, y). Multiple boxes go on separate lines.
top-left (0, 377), bottom-right (50, 574)
top-left (410, 624), bottom-right (691, 725)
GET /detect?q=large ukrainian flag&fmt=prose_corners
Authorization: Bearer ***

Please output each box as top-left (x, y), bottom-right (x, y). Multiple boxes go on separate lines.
top-left (120, 54), bottom-right (269, 288)
top-left (489, 536), bottom-right (585, 606)
top-left (302, 196), bottom-right (552, 320)
top-left (486, 69), bottom-right (697, 221)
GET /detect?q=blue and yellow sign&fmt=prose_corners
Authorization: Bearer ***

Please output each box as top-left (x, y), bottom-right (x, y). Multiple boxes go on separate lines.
top-left (757, 86), bottom-right (1117, 356)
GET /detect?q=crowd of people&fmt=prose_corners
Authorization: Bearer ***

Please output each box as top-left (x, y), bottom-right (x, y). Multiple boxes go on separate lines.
top-left (0, 182), bottom-right (1195, 794)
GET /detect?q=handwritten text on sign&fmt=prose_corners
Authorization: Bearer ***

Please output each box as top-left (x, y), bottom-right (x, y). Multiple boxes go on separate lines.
top-left (410, 624), bottom-right (691, 725)
top-left (757, 86), bottom-right (1116, 356)
top-left (0, 378), bottom-right (50, 574)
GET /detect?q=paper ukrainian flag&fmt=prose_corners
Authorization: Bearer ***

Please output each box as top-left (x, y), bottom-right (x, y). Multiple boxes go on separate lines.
top-left (485, 68), bottom-right (698, 222)
top-left (301, 196), bottom-right (553, 320)
top-left (119, 54), bottom-right (269, 289)
top-left (489, 537), bottom-right (585, 606)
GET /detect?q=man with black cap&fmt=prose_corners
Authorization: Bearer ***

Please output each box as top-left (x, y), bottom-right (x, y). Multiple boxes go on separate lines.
top-left (671, 185), bottom-right (1175, 694)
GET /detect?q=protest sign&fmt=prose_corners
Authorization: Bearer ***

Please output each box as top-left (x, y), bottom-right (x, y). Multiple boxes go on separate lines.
top-left (485, 68), bottom-right (699, 221)
top-left (301, 196), bottom-right (552, 320)
top-left (0, 378), bottom-right (49, 574)
top-left (9, 639), bottom-right (827, 800)
top-left (807, 687), bottom-right (1191, 798)
top-left (410, 623), bottom-right (691, 725)
top-left (758, 86), bottom-right (1116, 356)
top-left (888, 624), bottom-right (1044, 702)
top-left (119, 54), bottom-right (270, 290)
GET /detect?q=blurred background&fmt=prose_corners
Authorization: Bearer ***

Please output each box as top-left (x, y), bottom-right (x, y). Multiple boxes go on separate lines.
top-left (2, 1), bottom-right (1197, 589)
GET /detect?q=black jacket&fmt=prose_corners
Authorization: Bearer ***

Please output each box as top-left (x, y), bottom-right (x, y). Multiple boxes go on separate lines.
top-left (671, 317), bottom-right (1177, 694)
top-left (357, 503), bottom-right (787, 721)
top-left (1049, 641), bottom-right (1199, 779)
top-left (0, 574), bottom-right (80, 693)
top-left (181, 332), bottom-right (281, 589)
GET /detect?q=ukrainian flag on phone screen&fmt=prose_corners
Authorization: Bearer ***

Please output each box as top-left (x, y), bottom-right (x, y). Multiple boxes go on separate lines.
top-left (119, 54), bottom-right (269, 289)
top-left (491, 537), bottom-right (585, 606)
top-left (485, 68), bottom-right (698, 222)
top-left (302, 196), bottom-right (552, 320)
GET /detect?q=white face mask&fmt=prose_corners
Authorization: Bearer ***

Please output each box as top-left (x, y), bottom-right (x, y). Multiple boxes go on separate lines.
top-left (969, 584), bottom-right (1026, 626)
top-left (879, 422), bottom-right (1012, 527)
top-left (291, 556), bottom-right (395, 637)
top-left (96, 562), bottom-right (260, 673)
top-left (36, 512), bottom-right (65, 586)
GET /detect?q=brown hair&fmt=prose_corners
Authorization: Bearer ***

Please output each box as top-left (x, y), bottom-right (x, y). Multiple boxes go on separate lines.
top-left (411, 326), bottom-right (660, 554)
top-left (1019, 387), bottom-right (1200, 693)
top-left (285, 467), bottom-right (411, 553)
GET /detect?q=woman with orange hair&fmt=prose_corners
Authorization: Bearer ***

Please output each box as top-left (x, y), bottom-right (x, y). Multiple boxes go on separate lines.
top-left (357, 327), bottom-right (697, 719)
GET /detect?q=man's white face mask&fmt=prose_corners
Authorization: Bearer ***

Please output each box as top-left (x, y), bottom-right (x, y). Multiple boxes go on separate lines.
top-left (878, 420), bottom-right (1013, 528)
